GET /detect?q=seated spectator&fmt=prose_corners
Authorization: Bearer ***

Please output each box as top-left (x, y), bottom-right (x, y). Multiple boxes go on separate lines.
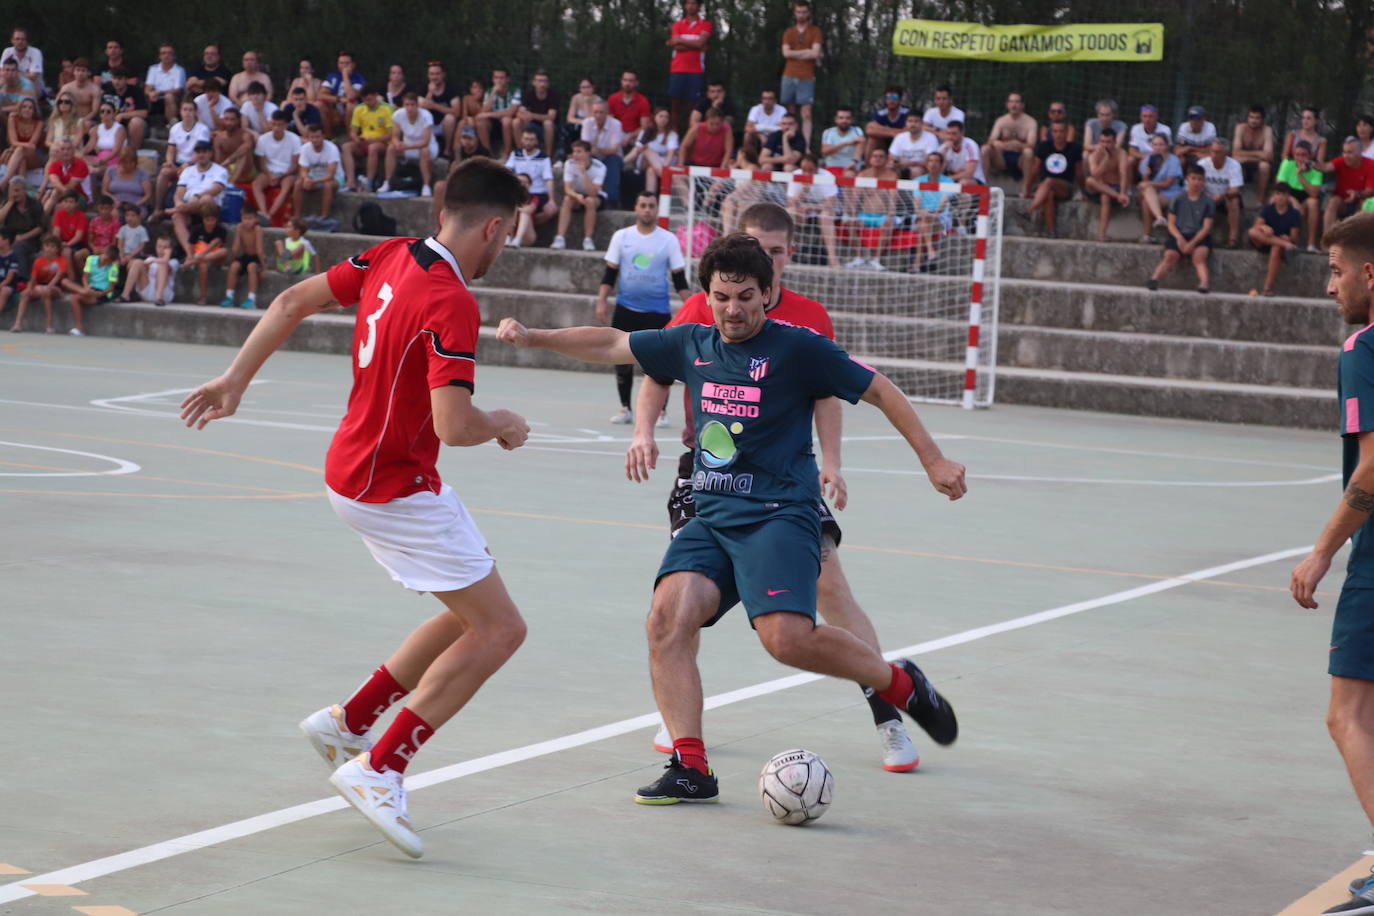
top-left (185, 44), bottom-right (231, 97)
top-left (283, 86), bottom-right (321, 135)
top-left (381, 93), bottom-right (436, 197)
top-left (382, 64), bottom-right (413, 109)
top-left (1276, 140), bottom-right (1323, 251)
top-left (58, 243), bottom-right (120, 334)
top-left (457, 78), bottom-right (485, 134)
top-left (513, 69), bottom-right (560, 158)
top-left (505, 128), bottom-right (558, 245)
top-left (252, 111), bottom-right (302, 223)
top-left (939, 121), bottom-right (985, 183)
top-left (566, 78), bottom-right (603, 152)
top-left (865, 86), bottom-right (910, 150)
top-left (0, 231), bottom-right (17, 313)
top-left (552, 140), bottom-right (605, 251)
top-left (194, 78), bottom-right (232, 132)
top-left (679, 106), bottom-right (733, 168)
top-left (212, 108), bottom-right (257, 187)
top-left (319, 52), bottom-right (365, 140)
top-left (181, 202), bottom-right (228, 305)
top-left (60, 59), bottom-right (100, 121)
top-left (1200, 139), bottom-right (1244, 247)
top-left (820, 105), bottom-right (865, 173)
top-left (154, 100), bottom-right (209, 216)
top-left (87, 195), bottom-right (119, 253)
top-left (1023, 119), bottom-right (1084, 237)
top-left (47, 94), bottom-right (83, 150)
top-left (0, 58), bottom-right (35, 117)
top-left (144, 44), bottom-right (185, 126)
top-left (229, 51), bottom-right (273, 106)
top-left (103, 67), bottom-right (148, 150)
top-left (240, 81), bottom-right (278, 134)
top-left (114, 203), bottom-right (148, 267)
top-left (745, 89), bottom-right (785, 140)
top-left (10, 236), bottom-right (68, 333)
top-left (1247, 184), bottom-right (1302, 295)
top-left (221, 205), bottom-right (264, 308)
top-left (289, 59), bottom-right (322, 103)
top-left (1, 28), bottom-right (44, 92)
top-left (1127, 104), bottom-right (1171, 167)
top-left (608, 70), bottom-right (651, 153)
top-left (761, 112), bottom-right (807, 171)
top-left (786, 153), bottom-right (840, 267)
top-left (83, 103), bottom-right (127, 182)
top-left (581, 100), bottom-right (625, 206)
top-left (294, 122), bottom-right (342, 221)
top-left (716, 134), bottom-right (767, 233)
top-left (889, 112), bottom-right (939, 178)
top-left (690, 80), bottom-right (736, 131)
top-left (57, 59), bottom-right (76, 95)
top-left (1084, 127), bottom-right (1131, 242)
top-left (40, 139), bottom-right (90, 213)
top-left (475, 68), bottom-right (520, 156)
top-left (1283, 106), bottom-right (1327, 162)
top-left (1321, 136), bottom-right (1374, 242)
top-left (1, 178), bottom-right (46, 273)
top-left (52, 191), bottom-right (89, 266)
top-left (1174, 106), bottom-right (1216, 165)
top-left (431, 127), bottom-right (491, 227)
top-left (1036, 101), bottom-right (1075, 144)
top-left (118, 234), bottom-right (176, 305)
top-left (275, 218), bottom-right (316, 274)
top-left (1136, 133), bottom-right (1183, 240)
top-left (624, 108), bottom-right (679, 193)
top-left (99, 40), bottom-right (135, 87)
top-left (507, 174), bottom-right (540, 247)
top-left (1232, 105), bottom-right (1275, 202)
top-left (417, 61), bottom-right (457, 152)
top-left (341, 86), bottom-right (393, 193)
top-left (3, 97), bottom-right (44, 182)
top-left (982, 91), bottom-right (1037, 181)
top-left (1146, 164), bottom-right (1214, 293)
top-left (922, 84), bottom-right (964, 141)
top-left (843, 145), bottom-right (900, 270)
top-left (1083, 99), bottom-right (1127, 152)
top-left (169, 141), bottom-right (228, 260)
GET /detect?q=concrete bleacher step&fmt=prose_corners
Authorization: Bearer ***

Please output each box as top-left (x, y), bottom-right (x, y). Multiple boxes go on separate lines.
top-left (324, 194), bottom-right (635, 248)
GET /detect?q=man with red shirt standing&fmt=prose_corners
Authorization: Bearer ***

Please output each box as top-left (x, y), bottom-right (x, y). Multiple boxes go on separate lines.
top-left (180, 158), bottom-right (531, 860)
top-left (667, 0), bottom-right (712, 137)
top-left (608, 70), bottom-right (652, 155)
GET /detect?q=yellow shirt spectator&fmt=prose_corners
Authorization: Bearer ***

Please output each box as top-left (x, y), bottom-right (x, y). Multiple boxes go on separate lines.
top-left (351, 102), bottom-right (394, 140)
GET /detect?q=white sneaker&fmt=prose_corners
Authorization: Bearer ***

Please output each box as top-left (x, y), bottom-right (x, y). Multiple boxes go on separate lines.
top-left (550, 236), bottom-right (566, 250)
top-left (655, 412), bottom-right (671, 428)
top-left (420, 185), bottom-right (432, 198)
top-left (652, 721), bottom-right (672, 753)
top-left (68, 328), bottom-right (85, 337)
top-left (329, 754), bottom-right (423, 858)
top-left (582, 237), bottom-right (597, 251)
top-left (299, 704), bottom-right (373, 770)
top-left (609, 407), bottom-right (633, 424)
top-left (867, 258), bottom-right (886, 271)
top-left (377, 181), bottom-right (392, 194)
top-left (877, 719), bottom-right (920, 772)
top-left (845, 257), bottom-right (867, 269)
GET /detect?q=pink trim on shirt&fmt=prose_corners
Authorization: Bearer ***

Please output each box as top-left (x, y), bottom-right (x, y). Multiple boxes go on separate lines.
top-left (1349, 397), bottom-right (1361, 434)
top-left (1345, 323), bottom-right (1374, 351)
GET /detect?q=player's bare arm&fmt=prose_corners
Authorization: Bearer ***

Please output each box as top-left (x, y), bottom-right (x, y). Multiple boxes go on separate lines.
top-left (814, 396), bottom-right (847, 510)
top-left (430, 385), bottom-right (529, 450)
top-left (496, 318), bottom-right (635, 364)
top-left (627, 376), bottom-right (672, 481)
top-left (1292, 429), bottom-right (1374, 608)
top-left (860, 372), bottom-right (966, 500)
top-left (180, 273), bottom-right (339, 429)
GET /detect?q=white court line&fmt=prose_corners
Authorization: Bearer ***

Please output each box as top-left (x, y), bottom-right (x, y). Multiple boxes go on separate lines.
top-left (0, 440), bottom-right (141, 478)
top-left (843, 466), bottom-right (1343, 488)
top-left (0, 544), bottom-right (1311, 905)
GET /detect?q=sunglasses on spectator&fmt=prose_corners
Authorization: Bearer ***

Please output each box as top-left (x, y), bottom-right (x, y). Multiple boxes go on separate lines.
top-left (58, 98), bottom-right (72, 104)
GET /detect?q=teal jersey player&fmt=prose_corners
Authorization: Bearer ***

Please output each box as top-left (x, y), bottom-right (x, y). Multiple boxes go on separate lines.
top-left (1340, 326), bottom-right (1374, 589)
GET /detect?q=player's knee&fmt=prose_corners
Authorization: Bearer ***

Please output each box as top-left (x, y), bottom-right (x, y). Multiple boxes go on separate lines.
top-left (495, 613), bottom-right (528, 657)
top-left (757, 620), bottom-right (810, 667)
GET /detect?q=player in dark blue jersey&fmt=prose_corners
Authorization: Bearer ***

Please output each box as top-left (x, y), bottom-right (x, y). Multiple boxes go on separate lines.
top-left (498, 233), bottom-right (966, 804)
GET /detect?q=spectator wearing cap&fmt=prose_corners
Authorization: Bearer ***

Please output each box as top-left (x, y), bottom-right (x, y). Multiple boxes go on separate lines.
top-left (1174, 105), bottom-right (1216, 166)
top-left (581, 100), bottom-right (625, 206)
top-left (429, 125), bottom-right (492, 226)
top-left (341, 85), bottom-right (393, 193)
top-left (1232, 105), bottom-right (1275, 202)
top-left (228, 51), bottom-right (273, 107)
top-left (1083, 99), bottom-right (1127, 152)
top-left (1127, 104), bottom-right (1172, 168)
top-left (252, 110), bottom-right (302, 223)
top-left (1275, 139), bottom-right (1323, 250)
top-left (145, 44), bottom-right (185, 126)
top-left (1319, 136), bottom-right (1374, 242)
top-left (185, 44), bottom-right (231, 98)
top-left (607, 70), bottom-right (650, 154)
top-left (170, 140), bottom-right (229, 256)
top-left (865, 86), bottom-right (909, 150)
top-left (1200, 138), bottom-right (1244, 247)
top-left (319, 51), bottom-right (365, 140)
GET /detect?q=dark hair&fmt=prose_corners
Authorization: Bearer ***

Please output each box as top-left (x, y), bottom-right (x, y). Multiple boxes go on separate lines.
top-left (60, 191), bottom-right (79, 202)
top-left (697, 232), bottom-right (774, 294)
top-left (270, 109), bottom-right (289, 121)
top-left (636, 189), bottom-right (658, 202)
top-left (291, 85), bottom-right (306, 94)
top-left (1323, 211), bottom-right (1374, 260)
top-left (361, 84), bottom-right (380, 97)
top-left (290, 217), bottom-right (309, 233)
top-left (1359, 115), bottom-right (1374, 132)
top-left (739, 201), bottom-right (794, 244)
top-left (739, 133), bottom-right (763, 165)
top-left (110, 66), bottom-right (129, 78)
top-left (1272, 183), bottom-right (1290, 193)
top-left (72, 57), bottom-right (90, 70)
top-left (1295, 140), bottom-right (1313, 154)
top-left (121, 202), bottom-right (139, 214)
top-left (94, 194), bottom-right (113, 207)
top-left (1184, 162), bottom-right (1205, 178)
top-left (1099, 127), bottom-right (1117, 138)
top-left (401, 91), bottom-right (419, 103)
top-left (707, 80), bottom-right (725, 90)
top-left (926, 150), bottom-right (946, 163)
top-left (935, 84), bottom-right (952, 95)
top-left (640, 107), bottom-right (671, 144)
top-left (621, 68), bottom-right (638, 79)
top-left (40, 234), bottom-right (60, 248)
top-left (800, 151), bottom-right (820, 165)
top-left (794, 0), bottom-right (811, 7)
top-left (201, 203), bottom-right (221, 219)
top-left (571, 139), bottom-right (591, 152)
top-left (240, 204), bottom-right (258, 218)
top-left (835, 105), bottom-right (852, 115)
top-left (1249, 104), bottom-right (1265, 118)
top-left (885, 84), bottom-right (903, 97)
top-left (946, 120), bottom-right (964, 132)
top-left (247, 80), bottom-right (267, 96)
top-left (441, 156), bottom-right (528, 226)
top-left (204, 77), bottom-right (223, 93)
top-left (306, 121), bottom-right (323, 132)
top-left (0, 229), bottom-right (12, 242)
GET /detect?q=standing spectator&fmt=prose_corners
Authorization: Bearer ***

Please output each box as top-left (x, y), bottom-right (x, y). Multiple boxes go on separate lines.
top-left (99, 40), bottom-right (135, 86)
top-left (1283, 106), bottom-right (1328, 163)
top-left (1322, 136), bottom-right (1374, 241)
top-left (761, 112), bottom-right (807, 171)
top-left (170, 141), bottom-right (228, 258)
top-left (58, 243), bottom-right (120, 335)
top-left (83, 103), bottom-right (126, 183)
top-left (679, 106), bottom-right (732, 167)
top-left (608, 71), bottom-right (651, 154)
top-left (1232, 105), bottom-right (1275, 203)
top-left (843, 145), bottom-right (900, 270)
top-left (51, 191), bottom-right (89, 267)
top-left (624, 108), bottom-right (679, 193)
top-left (40, 138), bottom-right (89, 213)
top-left (294, 122), bottom-right (341, 221)
top-left (221, 205), bottom-right (264, 308)
top-left (102, 67), bottom-right (147, 149)
top-left (982, 91), bottom-right (1037, 181)
top-left (228, 51), bottom-right (273, 107)
top-left (2, 28), bottom-right (44, 90)
top-left (252, 111), bottom-right (301, 223)
top-left (1036, 101), bottom-right (1075, 144)
top-left (888, 112), bottom-right (939, 177)
top-left (865, 86), bottom-right (910, 150)
top-left (114, 203), bottom-right (147, 267)
top-left (418, 62), bottom-right (458, 152)
top-left (1200, 138), bottom-right (1244, 247)
top-left (154, 100), bottom-right (209, 216)
top-left (597, 190), bottom-right (689, 424)
top-left (181, 203), bottom-right (228, 305)
top-left (1023, 119), bottom-right (1084, 238)
top-left (1174, 105), bottom-right (1217, 165)
top-left (1084, 127), bottom-right (1131, 242)
top-left (1127, 104), bottom-right (1172, 167)
top-left (690, 80), bottom-right (736, 131)
top-left (282, 86), bottom-right (321, 135)
top-left (1136, 132), bottom-right (1183, 241)
top-left (381, 93), bottom-right (436, 197)
top-left (289, 59), bottom-right (322, 102)
top-left (581, 100), bottom-right (625, 207)
top-left (10, 236), bottom-right (67, 333)
top-left (319, 52), bottom-right (365, 140)
top-left (939, 121), bottom-right (984, 183)
top-left (1276, 140), bottom-right (1323, 251)
top-left (1146, 164), bottom-right (1215, 293)
top-left (780, 0), bottom-right (823, 141)
top-left (185, 44), bottom-right (231, 97)
top-left (922, 85), bottom-right (964, 141)
top-left (46, 94), bottom-right (83, 149)
top-left (0, 178), bottom-right (44, 274)
top-left (60, 59), bottom-right (100, 121)
top-left (552, 140), bottom-right (606, 251)
top-left (144, 44), bottom-right (185, 126)
top-left (820, 105), bottom-right (865, 172)
top-left (1247, 184), bottom-right (1301, 295)
top-left (745, 89), bottom-right (785, 139)
top-left (119, 234), bottom-right (175, 305)
top-left (382, 65), bottom-right (413, 109)
top-left (0, 58), bottom-right (35, 116)
top-left (212, 108), bottom-right (257, 187)
top-left (193, 78), bottom-right (231, 132)
top-left (475, 68), bottom-right (520, 157)
top-left (341, 86), bottom-right (393, 193)
top-left (513, 70), bottom-right (560, 158)
top-left (1083, 99), bottom-right (1127, 151)
top-left (504, 127), bottom-right (557, 245)
top-left (666, 0), bottom-right (712, 136)
top-left (240, 81), bottom-right (278, 134)
top-left (3, 97), bottom-right (44, 181)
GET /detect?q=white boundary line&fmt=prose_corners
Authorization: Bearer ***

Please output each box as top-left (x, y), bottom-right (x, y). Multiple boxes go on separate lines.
top-left (0, 440), bottom-right (141, 478)
top-left (0, 544), bottom-right (1310, 905)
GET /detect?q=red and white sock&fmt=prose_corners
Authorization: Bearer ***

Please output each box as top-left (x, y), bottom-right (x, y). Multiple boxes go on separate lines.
top-left (339, 664), bottom-right (409, 736)
top-left (368, 707), bottom-right (433, 775)
top-left (672, 737), bottom-right (709, 774)
top-left (875, 663), bottom-right (914, 709)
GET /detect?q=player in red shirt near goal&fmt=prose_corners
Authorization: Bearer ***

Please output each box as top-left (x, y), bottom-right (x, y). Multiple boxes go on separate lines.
top-left (180, 158), bottom-right (531, 858)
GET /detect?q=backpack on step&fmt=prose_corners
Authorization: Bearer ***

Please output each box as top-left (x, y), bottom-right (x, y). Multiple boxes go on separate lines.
top-left (353, 201), bottom-right (397, 236)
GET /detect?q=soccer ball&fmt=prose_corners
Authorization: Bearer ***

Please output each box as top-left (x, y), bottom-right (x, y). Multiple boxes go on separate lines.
top-left (759, 749), bottom-right (833, 825)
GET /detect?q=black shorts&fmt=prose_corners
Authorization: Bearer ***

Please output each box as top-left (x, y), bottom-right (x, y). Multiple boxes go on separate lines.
top-left (611, 303), bottom-right (671, 336)
top-left (528, 192), bottom-right (549, 211)
top-left (667, 450), bottom-right (842, 547)
top-left (1286, 185), bottom-right (1309, 203)
top-left (1003, 150), bottom-right (1022, 180)
top-left (235, 254), bottom-right (261, 268)
top-left (1164, 235), bottom-right (1210, 254)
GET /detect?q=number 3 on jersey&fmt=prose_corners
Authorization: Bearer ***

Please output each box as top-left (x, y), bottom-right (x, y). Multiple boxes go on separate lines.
top-left (357, 282), bottom-right (394, 369)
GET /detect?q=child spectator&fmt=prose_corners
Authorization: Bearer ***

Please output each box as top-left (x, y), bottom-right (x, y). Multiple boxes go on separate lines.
top-left (1248, 184), bottom-right (1302, 296)
top-left (504, 128), bottom-right (557, 244)
top-left (1084, 127), bottom-right (1132, 242)
top-left (252, 111), bottom-right (302, 224)
top-left (295, 123), bottom-right (342, 222)
top-left (1200, 139), bottom-right (1244, 247)
top-left (1232, 105), bottom-right (1275, 201)
top-left (380, 93), bottom-right (436, 197)
top-left (274, 218), bottom-right (316, 274)
top-left (1146, 163), bottom-right (1215, 293)
top-left (119, 235), bottom-right (177, 305)
top-left (40, 138), bottom-right (90, 213)
top-left (52, 191), bottom-right (89, 266)
top-left (88, 195), bottom-right (119, 251)
top-left (221, 206), bottom-right (264, 308)
top-left (182, 202), bottom-right (228, 304)
top-left (342, 86), bottom-right (393, 193)
top-left (11, 236), bottom-right (68, 333)
top-left (1137, 133), bottom-right (1183, 241)
top-left (552, 140), bottom-right (605, 251)
top-left (59, 244), bottom-right (120, 334)
top-left (0, 231), bottom-right (18, 314)
top-left (1276, 140), bottom-right (1324, 251)
top-left (115, 203), bottom-right (148, 266)
top-left (155, 100), bottom-right (210, 217)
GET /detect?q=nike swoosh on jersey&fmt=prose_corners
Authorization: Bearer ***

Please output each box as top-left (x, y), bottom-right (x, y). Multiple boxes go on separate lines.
top-left (767, 588), bottom-right (791, 596)
top-left (694, 358), bottom-right (714, 365)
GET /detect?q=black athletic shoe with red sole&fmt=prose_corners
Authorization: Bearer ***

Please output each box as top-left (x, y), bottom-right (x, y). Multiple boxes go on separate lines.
top-left (897, 658), bottom-right (958, 746)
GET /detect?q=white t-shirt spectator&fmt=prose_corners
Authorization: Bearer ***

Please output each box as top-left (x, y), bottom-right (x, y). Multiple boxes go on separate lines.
top-left (299, 139), bottom-right (342, 180)
top-left (0, 46), bottom-right (43, 84)
top-left (177, 162), bottom-right (230, 205)
top-left (581, 117), bottom-right (625, 156)
top-left (393, 108), bottom-right (438, 158)
top-left (1201, 155), bottom-right (1244, 197)
top-left (788, 171), bottom-right (839, 205)
top-left (1128, 121), bottom-right (1173, 155)
top-left (565, 158), bottom-right (608, 197)
top-left (940, 137), bottom-right (985, 182)
top-left (145, 62), bottom-right (186, 93)
top-left (889, 129), bottom-right (940, 166)
top-left (194, 93), bottom-right (232, 132)
top-left (168, 121), bottom-right (211, 165)
top-left (506, 148), bottom-right (554, 195)
top-left (255, 130), bottom-right (303, 175)
top-left (604, 225), bottom-right (685, 314)
top-left (1176, 120), bottom-right (1218, 148)
top-left (820, 125), bottom-right (865, 169)
top-left (922, 105), bottom-right (966, 133)
top-left (746, 103), bottom-right (785, 137)
top-left (241, 101), bottom-right (279, 134)
top-left (637, 129), bottom-right (680, 162)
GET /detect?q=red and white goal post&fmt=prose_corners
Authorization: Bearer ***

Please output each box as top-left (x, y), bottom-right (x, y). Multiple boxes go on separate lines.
top-left (659, 165), bottom-right (1003, 409)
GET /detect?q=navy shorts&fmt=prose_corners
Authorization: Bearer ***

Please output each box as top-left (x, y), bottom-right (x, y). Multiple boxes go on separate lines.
top-left (1331, 586), bottom-right (1374, 680)
top-left (668, 72), bottom-right (705, 101)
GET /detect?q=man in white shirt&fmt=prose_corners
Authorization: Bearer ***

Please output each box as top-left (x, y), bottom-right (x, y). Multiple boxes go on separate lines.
top-left (381, 93), bottom-right (437, 197)
top-left (144, 44), bottom-right (186, 127)
top-left (194, 78), bottom-right (232, 132)
top-left (251, 111), bottom-right (302, 223)
top-left (746, 89), bottom-right (785, 139)
top-left (922, 85), bottom-right (965, 142)
top-left (1, 29), bottom-right (43, 93)
top-left (819, 106), bottom-right (864, 172)
top-left (240, 81), bottom-right (278, 134)
top-left (505, 126), bottom-right (558, 239)
top-left (939, 121), bottom-right (985, 183)
top-left (1175, 105), bottom-right (1217, 165)
top-left (154, 99), bottom-right (211, 218)
top-left (581, 100), bottom-right (625, 206)
top-left (172, 141), bottom-right (230, 254)
top-left (1200, 137), bottom-right (1244, 247)
top-left (294, 123), bottom-right (342, 221)
top-left (889, 112), bottom-right (940, 177)
top-left (553, 140), bottom-right (606, 251)
top-left (1127, 104), bottom-right (1172, 166)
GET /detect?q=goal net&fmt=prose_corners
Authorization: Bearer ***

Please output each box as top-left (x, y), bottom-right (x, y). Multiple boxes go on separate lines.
top-left (660, 166), bottom-right (1002, 408)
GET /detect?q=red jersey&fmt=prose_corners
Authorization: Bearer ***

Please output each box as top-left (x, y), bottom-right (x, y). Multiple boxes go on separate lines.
top-left (609, 91), bottom-right (651, 135)
top-left (670, 16), bottom-right (713, 74)
top-left (52, 208), bottom-right (88, 244)
top-left (46, 157), bottom-right (90, 193)
top-left (1333, 155), bottom-right (1374, 198)
top-left (89, 215), bottom-right (119, 250)
top-left (30, 256), bottom-right (68, 285)
top-left (323, 237), bottom-right (480, 503)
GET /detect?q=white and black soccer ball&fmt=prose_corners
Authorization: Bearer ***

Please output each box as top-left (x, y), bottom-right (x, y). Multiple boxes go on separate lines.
top-left (759, 748), bottom-right (833, 825)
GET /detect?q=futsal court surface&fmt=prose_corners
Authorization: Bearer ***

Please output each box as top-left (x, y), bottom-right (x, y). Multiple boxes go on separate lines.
top-left (0, 335), bottom-right (1365, 915)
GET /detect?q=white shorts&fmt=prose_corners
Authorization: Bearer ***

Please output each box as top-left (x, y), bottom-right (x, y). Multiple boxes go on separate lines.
top-left (327, 484), bottom-right (493, 593)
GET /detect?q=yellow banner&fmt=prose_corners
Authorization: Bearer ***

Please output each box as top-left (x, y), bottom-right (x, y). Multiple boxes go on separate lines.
top-left (892, 20), bottom-right (1164, 62)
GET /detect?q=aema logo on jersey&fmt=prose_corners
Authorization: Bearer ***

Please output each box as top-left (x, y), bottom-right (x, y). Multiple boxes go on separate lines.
top-left (632, 253), bottom-right (653, 270)
top-left (748, 356), bottom-right (770, 381)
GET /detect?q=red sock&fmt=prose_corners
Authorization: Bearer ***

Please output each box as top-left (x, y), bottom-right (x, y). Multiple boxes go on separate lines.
top-left (876, 663), bottom-right (914, 709)
top-left (340, 664), bottom-right (409, 735)
top-left (368, 707), bottom-right (433, 774)
top-left (672, 737), bottom-right (709, 774)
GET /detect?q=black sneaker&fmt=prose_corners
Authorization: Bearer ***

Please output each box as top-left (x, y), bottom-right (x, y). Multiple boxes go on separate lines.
top-left (1324, 877), bottom-right (1374, 914)
top-left (896, 659), bottom-right (958, 746)
top-left (634, 753), bottom-right (719, 805)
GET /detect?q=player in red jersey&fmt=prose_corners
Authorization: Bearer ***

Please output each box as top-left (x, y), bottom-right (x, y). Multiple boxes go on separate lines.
top-left (180, 158), bottom-right (531, 858)
top-left (625, 201), bottom-right (925, 772)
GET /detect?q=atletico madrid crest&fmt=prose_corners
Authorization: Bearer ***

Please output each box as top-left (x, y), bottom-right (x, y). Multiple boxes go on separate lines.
top-left (748, 357), bottom-right (770, 381)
